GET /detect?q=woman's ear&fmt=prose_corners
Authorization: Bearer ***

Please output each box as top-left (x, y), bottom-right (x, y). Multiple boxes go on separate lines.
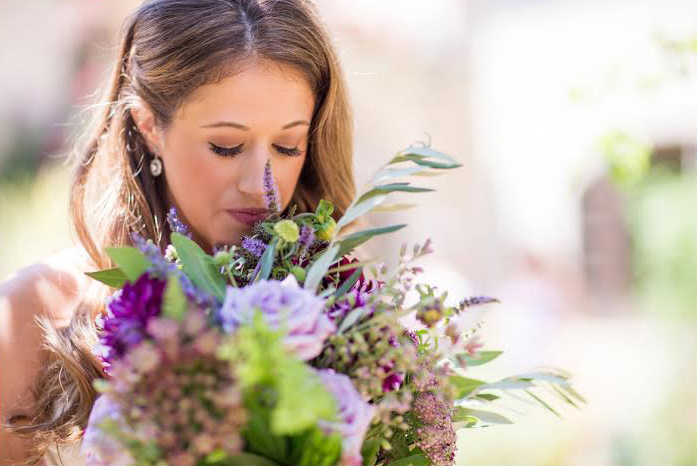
top-left (130, 100), bottom-right (163, 155)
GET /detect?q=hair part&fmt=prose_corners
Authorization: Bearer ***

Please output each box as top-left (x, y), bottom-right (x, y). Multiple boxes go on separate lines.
top-left (8, 0), bottom-right (356, 462)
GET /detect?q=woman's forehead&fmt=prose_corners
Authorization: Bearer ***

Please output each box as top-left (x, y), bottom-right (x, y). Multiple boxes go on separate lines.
top-left (175, 60), bottom-right (315, 128)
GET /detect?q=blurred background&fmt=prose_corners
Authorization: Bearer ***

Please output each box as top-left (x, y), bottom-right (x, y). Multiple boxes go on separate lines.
top-left (0, 0), bottom-right (695, 465)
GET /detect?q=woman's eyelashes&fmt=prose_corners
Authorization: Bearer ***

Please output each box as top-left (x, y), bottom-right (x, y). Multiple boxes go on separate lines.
top-left (208, 142), bottom-right (304, 158)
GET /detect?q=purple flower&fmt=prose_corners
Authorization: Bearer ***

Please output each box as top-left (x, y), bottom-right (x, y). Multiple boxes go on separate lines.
top-left (241, 236), bottom-right (268, 258)
top-left (413, 391), bottom-right (457, 466)
top-left (166, 207), bottom-right (192, 238)
top-left (298, 225), bottom-right (315, 253)
top-left (317, 369), bottom-right (375, 466)
top-left (382, 372), bottom-right (404, 392)
top-left (83, 395), bottom-right (135, 466)
top-left (219, 275), bottom-right (335, 360)
top-left (263, 159), bottom-right (280, 215)
top-left (99, 274), bottom-right (165, 365)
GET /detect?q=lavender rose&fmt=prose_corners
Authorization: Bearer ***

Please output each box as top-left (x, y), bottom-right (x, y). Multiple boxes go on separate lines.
top-left (317, 369), bottom-right (376, 466)
top-left (218, 275), bottom-right (335, 360)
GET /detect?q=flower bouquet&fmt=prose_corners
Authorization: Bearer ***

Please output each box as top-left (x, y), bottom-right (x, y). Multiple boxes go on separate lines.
top-left (83, 144), bottom-right (584, 466)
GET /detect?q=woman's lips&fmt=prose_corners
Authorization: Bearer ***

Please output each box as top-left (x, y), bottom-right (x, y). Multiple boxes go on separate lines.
top-left (226, 209), bottom-right (270, 226)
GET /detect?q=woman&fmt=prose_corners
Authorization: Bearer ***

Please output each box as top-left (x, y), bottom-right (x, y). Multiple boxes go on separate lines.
top-left (0, 0), bottom-right (356, 463)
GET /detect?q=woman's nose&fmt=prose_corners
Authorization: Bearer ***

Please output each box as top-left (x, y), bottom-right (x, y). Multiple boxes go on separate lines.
top-left (236, 147), bottom-right (269, 199)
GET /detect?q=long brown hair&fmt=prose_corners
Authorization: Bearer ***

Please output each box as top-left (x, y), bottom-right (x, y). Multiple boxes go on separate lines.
top-left (9, 0), bottom-right (355, 462)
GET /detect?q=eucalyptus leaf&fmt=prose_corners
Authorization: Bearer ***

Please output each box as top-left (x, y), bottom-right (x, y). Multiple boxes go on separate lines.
top-left (105, 247), bottom-right (151, 281)
top-left (370, 166), bottom-right (427, 184)
top-left (524, 389), bottom-right (562, 418)
top-left (85, 268), bottom-right (128, 289)
top-left (338, 306), bottom-right (370, 334)
top-left (450, 375), bottom-right (486, 399)
top-left (334, 266), bottom-right (363, 299)
top-left (454, 407), bottom-right (513, 425)
top-left (400, 145), bottom-right (462, 164)
top-left (304, 243), bottom-right (340, 292)
top-left (478, 379), bottom-right (535, 391)
top-left (371, 203), bottom-right (418, 213)
top-left (356, 183), bottom-right (433, 205)
top-left (255, 238), bottom-right (278, 282)
top-left (455, 350), bottom-right (503, 368)
top-left (335, 193), bottom-right (388, 231)
top-left (170, 233), bottom-right (225, 301)
top-left (395, 154), bottom-right (462, 170)
top-left (335, 224), bottom-right (407, 258)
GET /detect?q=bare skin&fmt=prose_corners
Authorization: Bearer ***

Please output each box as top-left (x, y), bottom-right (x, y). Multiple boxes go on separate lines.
top-left (0, 59), bottom-right (315, 463)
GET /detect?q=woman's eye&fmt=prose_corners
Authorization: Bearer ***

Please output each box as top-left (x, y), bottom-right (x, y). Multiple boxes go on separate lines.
top-left (273, 144), bottom-right (304, 157)
top-left (209, 142), bottom-right (244, 157)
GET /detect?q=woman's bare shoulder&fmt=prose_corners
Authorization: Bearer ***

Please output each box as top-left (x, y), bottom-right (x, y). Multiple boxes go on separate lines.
top-left (0, 247), bottom-right (95, 464)
top-left (0, 247), bottom-right (94, 324)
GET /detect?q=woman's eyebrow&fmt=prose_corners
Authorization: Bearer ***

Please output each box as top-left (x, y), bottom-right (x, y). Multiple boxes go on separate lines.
top-left (199, 120), bottom-right (310, 130)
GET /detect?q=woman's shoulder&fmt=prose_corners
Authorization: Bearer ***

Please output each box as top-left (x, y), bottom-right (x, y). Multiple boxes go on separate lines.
top-left (0, 246), bottom-right (95, 325)
top-left (0, 246), bottom-right (97, 464)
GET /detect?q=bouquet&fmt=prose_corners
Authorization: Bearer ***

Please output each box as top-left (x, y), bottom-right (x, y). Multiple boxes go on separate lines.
top-left (83, 144), bottom-right (584, 466)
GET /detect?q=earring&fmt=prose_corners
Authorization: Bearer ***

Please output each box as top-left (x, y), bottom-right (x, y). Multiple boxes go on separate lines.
top-left (150, 153), bottom-right (163, 177)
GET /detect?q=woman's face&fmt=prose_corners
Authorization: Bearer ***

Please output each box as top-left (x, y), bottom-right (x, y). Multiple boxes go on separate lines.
top-left (153, 60), bottom-right (314, 252)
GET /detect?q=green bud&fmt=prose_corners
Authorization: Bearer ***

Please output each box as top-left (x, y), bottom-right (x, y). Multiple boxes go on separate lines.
top-left (213, 250), bottom-right (232, 267)
top-left (316, 217), bottom-right (336, 241)
top-left (290, 266), bottom-right (306, 283)
top-left (274, 219), bottom-right (300, 242)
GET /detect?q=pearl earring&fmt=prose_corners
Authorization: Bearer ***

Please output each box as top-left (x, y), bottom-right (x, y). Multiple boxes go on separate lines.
top-left (150, 153), bottom-right (163, 177)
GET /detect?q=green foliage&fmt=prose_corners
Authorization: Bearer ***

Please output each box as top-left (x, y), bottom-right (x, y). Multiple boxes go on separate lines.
top-left (162, 275), bottom-right (187, 321)
top-left (171, 232), bottom-right (226, 301)
top-left (84, 267), bottom-right (129, 289)
top-left (105, 247), bottom-right (151, 282)
top-left (221, 315), bottom-right (337, 435)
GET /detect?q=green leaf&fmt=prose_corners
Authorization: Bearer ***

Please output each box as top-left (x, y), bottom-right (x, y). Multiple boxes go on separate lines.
top-left (256, 238), bottom-right (278, 282)
top-left (85, 268), bottom-right (129, 288)
top-left (559, 383), bottom-right (587, 404)
top-left (371, 203), bottom-right (418, 213)
top-left (398, 145), bottom-right (462, 165)
top-left (454, 407), bottom-right (513, 425)
top-left (356, 183), bottom-right (434, 205)
top-left (170, 233), bottom-right (225, 301)
top-left (385, 454), bottom-right (430, 466)
top-left (291, 427), bottom-right (342, 466)
top-left (222, 452), bottom-right (283, 466)
top-left (335, 224), bottom-right (407, 259)
top-left (335, 193), bottom-right (388, 231)
top-left (524, 389), bottom-right (562, 418)
top-left (450, 375), bottom-right (486, 399)
top-left (105, 247), bottom-right (151, 281)
top-left (304, 243), bottom-right (340, 292)
top-left (475, 393), bottom-right (500, 402)
top-left (393, 154), bottom-right (462, 169)
top-left (456, 350), bottom-right (503, 368)
top-left (478, 378), bottom-right (535, 391)
top-left (162, 275), bottom-right (187, 321)
top-left (337, 306), bottom-right (370, 334)
top-left (334, 266), bottom-right (363, 299)
top-left (370, 166), bottom-right (427, 184)
top-left (361, 437), bottom-right (381, 466)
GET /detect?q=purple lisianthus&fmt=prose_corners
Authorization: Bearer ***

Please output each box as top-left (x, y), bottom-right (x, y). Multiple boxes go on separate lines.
top-left (99, 274), bottom-right (165, 366)
top-left (317, 369), bottom-right (375, 466)
top-left (82, 395), bottom-right (135, 466)
top-left (218, 275), bottom-right (335, 360)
